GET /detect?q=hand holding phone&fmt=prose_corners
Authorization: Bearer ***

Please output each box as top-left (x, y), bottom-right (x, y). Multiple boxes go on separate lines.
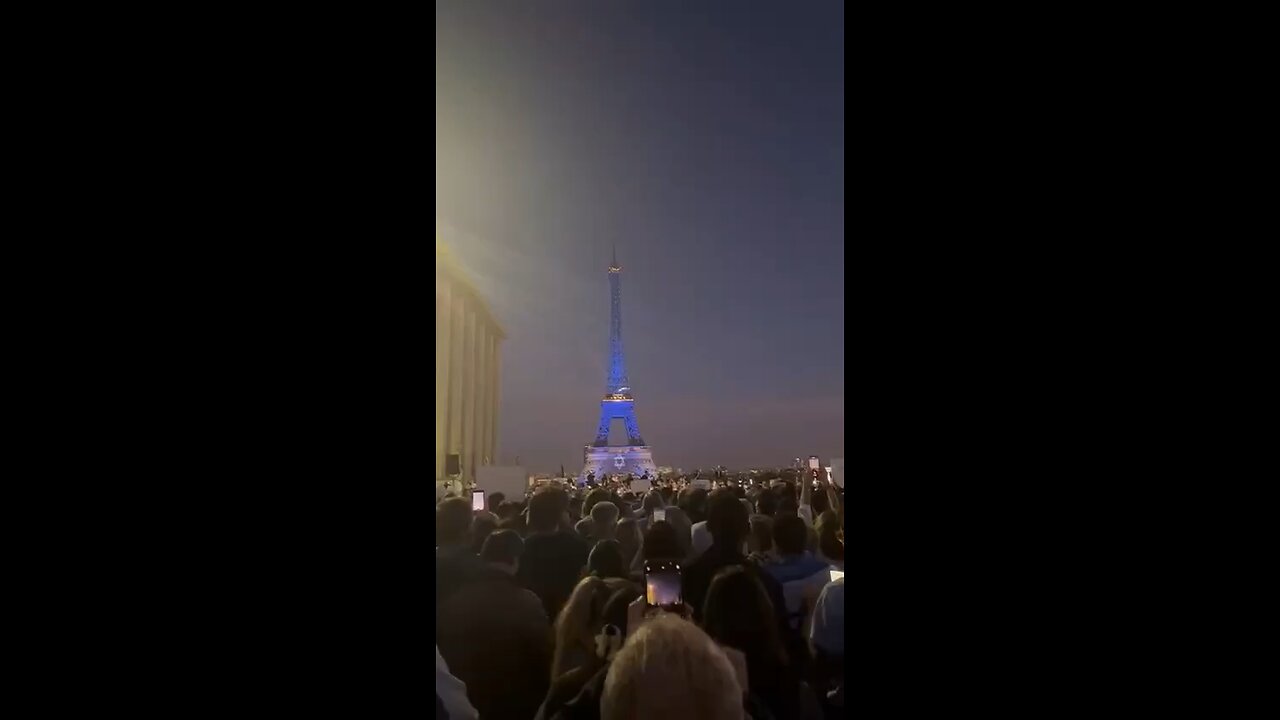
top-left (626, 594), bottom-right (693, 638)
top-left (472, 489), bottom-right (486, 512)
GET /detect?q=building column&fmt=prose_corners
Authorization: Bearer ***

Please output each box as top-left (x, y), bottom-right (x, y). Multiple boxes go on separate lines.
top-left (448, 295), bottom-right (465, 469)
top-left (473, 321), bottom-right (488, 476)
top-left (489, 333), bottom-right (500, 467)
top-left (436, 281), bottom-right (451, 481)
top-left (480, 331), bottom-right (493, 466)
top-left (461, 306), bottom-right (477, 484)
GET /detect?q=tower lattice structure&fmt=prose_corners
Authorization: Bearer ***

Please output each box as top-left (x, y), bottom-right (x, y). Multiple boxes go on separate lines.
top-left (593, 246), bottom-right (646, 447)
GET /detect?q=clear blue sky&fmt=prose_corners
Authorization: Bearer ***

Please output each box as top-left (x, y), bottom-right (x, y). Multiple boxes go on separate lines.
top-left (437, 1), bottom-right (843, 472)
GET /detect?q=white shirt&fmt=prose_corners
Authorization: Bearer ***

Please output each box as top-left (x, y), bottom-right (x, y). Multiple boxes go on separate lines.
top-left (690, 520), bottom-right (713, 558)
top-left (809, 578), bottom-right (845, 656)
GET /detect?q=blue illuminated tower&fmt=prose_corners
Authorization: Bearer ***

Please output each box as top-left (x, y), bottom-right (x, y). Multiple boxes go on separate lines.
top-left (594, 246), bottom-right (645, 446)
top-left (583, 247), bottom-right (656, 479)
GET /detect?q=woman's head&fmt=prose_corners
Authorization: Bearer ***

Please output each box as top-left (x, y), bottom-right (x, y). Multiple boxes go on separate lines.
top-left (529, 487), bottom-right (570, 533)
top-left (748, 514), bottom-right (774, 554)
top-left (641, 521), bottom-right (683, 561)
top-left (615, 518), bottom-right (642, 568)
top-left (602, 613), bottom-right (742, 720)
top-left (480, 529), bottom-right (524, 573)
top-left (811, 486), bottom-right (830, 515)
top-left (772, 514), bottom-right (808, 557)
top-left (583, 488), bottom-right (611, 517)
top-left (598, 584), bottom-right (641, 661)
top-left (661, 506), bottom-right (693, 556)
top-left (436, 497), bottom-right (472, 548)
top-left (470, 512), bottom-right (500, 553)
top-left (553, 576), bottom-right (636, 677)
top-left (497, 512), bottom-right (526, 537)
top-left (678, 488), bottom-right (710, 525)
top-left (642, 489), bottom-right (666, 513)
top-left (815, 510), bottom-right (844, 563)
top-left (706, 489), bottom-right (749, 548)
top-left (589, 539), bottom-right (628, 579)
top-left (591, 502), bottom-right (620, 540)
top-left (756, 488), bottom-right (780, 517)
top-left (702, 565), bottom-right (787, 669)
top-left (487, 492), bottom-right (506, 512)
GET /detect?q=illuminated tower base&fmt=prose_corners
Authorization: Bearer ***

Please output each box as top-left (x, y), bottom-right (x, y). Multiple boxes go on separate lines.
top-left (583, 444), bottom-right (657, 481)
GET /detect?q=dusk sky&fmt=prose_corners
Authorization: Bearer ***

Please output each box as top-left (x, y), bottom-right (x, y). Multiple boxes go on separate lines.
top-left (436, 2), bottom-right (843, 472)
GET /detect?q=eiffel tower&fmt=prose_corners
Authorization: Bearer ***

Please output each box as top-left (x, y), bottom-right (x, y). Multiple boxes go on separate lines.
top-left (582, 247), bottom-right (656, 481)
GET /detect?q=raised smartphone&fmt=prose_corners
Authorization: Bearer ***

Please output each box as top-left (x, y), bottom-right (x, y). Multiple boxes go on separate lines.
top-left (644, 559), bottom-right (682, 610)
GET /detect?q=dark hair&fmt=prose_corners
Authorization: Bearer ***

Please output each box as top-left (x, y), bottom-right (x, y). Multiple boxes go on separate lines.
top-left (436, 497), bottom-right (472, 546)
top-left (679, 488), bottom-right (710, 525)
top-left (583, 488), bottom-right (611, 517)
top-left (488, 492), bottom-right (506, 510)
top-left (749, 515), bottom-right (774, 554)
top-left (641, 521), bottom-right (683, 560)
top-left (480, 529), bottom-right (524, 565)
top-left (495, 500), bottom-right (521, 520)
top-left (706, 488), bottom-right (749, 547)
top-left (642, 490), bottom-right (665, 513)
top-left (702, 566), bottom-right (795, 719)
top-left (815, 510), bottom-right (844, 562)
top-left (756, 489), bottom-right (779, 517)
top-left (704, 565), bottom-right (787, 664)
top-left (777, 492), bottom-right (799, 516)
top-left (810, 487), bottom-right (829, 516)
top-left (588, 540), bottom-right (627, 579)
top-left (471, 513), bottom-right (499, 553)
top-left (773, 514), bottom-right (808, 556)
top-left (529, 487), bottom-right (569, 531)
top-left (498, 513), bottom-right (526, 536)
top-left (602, 584), bottom-right (641, 635)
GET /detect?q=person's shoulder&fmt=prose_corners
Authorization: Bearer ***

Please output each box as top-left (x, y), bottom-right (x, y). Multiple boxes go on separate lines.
top-left (555, 530), bottom-right (589, 550)
top-left (511, 587), bottom-right (552, 625)
top-left (681, 551), bottom-right (713, 576)
top-left (817, 577), bottom-right (845, 601)
top-left (750, 561), bottom-right (786, 591)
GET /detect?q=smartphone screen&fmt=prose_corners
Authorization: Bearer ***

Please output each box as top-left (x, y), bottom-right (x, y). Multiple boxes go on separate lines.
top-left (829, 569), bottom-right (844, 583)
top-left (471, 490), bottom-right (485, 511)
top-left (644, 560), bottom-right (682, 609)
top-left (653, 508), bottom-right (666, 523)
top-left (808, 456), bottom-right (820, 470)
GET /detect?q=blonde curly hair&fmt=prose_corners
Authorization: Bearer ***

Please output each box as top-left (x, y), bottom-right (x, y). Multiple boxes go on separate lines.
top-left (602, 613), bottom-right (743, 720)
top-left (552, 575), bottom-right (635, 678)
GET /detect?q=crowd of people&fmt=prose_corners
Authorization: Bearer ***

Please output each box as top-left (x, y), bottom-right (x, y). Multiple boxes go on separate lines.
top-left (436, 473), bottom-right (846, 720)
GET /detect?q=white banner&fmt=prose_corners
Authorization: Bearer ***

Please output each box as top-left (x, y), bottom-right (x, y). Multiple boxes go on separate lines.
top-left (476, 466), bottom-right (529, 502)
